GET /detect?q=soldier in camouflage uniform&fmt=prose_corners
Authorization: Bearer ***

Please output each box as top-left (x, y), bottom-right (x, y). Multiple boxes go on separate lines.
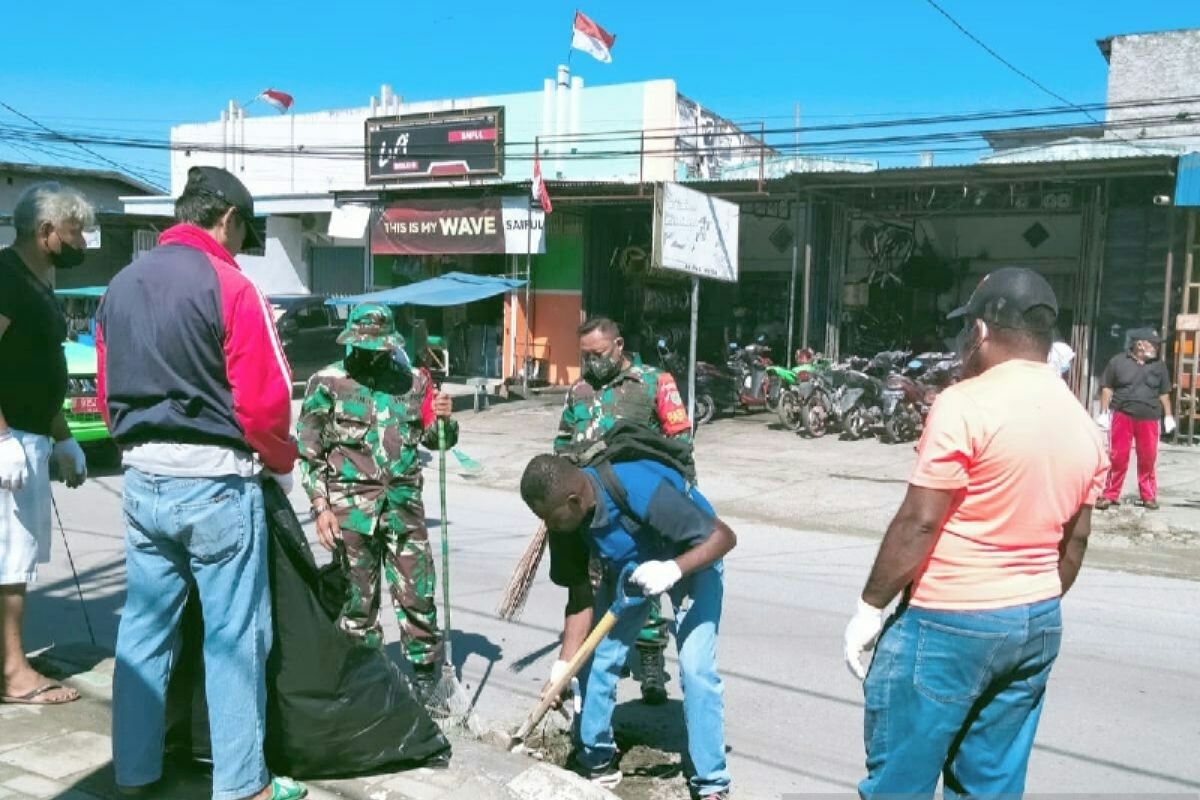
top-left (296, 303), bottom-right (457, 701)
top-left (554, 317), bottom-right (691, 706)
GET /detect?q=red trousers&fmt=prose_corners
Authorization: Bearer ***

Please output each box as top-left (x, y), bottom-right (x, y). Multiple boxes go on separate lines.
top-left (1103, 411), bottom-right (1159, 502)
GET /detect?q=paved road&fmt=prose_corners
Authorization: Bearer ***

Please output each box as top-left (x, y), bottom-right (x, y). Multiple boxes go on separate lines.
top-left (27, 451), bottom-right (1200, 799)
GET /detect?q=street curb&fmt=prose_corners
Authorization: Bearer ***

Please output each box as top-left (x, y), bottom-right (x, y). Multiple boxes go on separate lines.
top-left (30, 644), bottom-right (618, 800)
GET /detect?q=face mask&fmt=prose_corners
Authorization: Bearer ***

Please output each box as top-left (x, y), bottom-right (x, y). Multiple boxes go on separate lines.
top-left (955, 319), bottom-right (986, 379)
top-left (346, 348), bottom-right (393, 378)
top-left (51, 242), bottom-right (85, 270)
top-left (582, 351), bottom-right (622, 387)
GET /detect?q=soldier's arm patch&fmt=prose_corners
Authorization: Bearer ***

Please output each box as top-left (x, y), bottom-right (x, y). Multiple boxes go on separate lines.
top-left (654, 373), bottom-right (692, 436)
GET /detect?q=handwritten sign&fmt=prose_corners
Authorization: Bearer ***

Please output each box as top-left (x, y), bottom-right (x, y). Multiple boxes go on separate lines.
top-left (652, 182), bottom-right (739, 282)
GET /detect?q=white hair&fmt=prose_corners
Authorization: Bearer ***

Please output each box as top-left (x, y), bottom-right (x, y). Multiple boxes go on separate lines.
top-left (12, 182), bottom-right (96, 238)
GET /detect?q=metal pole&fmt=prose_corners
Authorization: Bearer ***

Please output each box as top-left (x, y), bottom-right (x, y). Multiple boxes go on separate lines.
top-left (688, 276), bottom-right (699, 434)
top-left (289, 112), bottom-right (296, 193)
top-left (1162, 207), bottom-right (1176, 339)
top-left (786, 222), bottom-right (798, 367)
top-left (802, 195), bottom-right (814, 350)
top-left (509, 255), bottom-right (518, 381)
top-left (524, 202), bottom-right (533, 394)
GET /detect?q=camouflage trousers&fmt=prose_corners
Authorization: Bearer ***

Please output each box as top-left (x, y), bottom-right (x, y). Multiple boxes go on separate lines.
top-left (333, 486), bottom-right (441, 667)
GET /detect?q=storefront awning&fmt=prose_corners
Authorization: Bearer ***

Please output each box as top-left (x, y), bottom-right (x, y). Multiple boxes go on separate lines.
top-left (327, 272), bottom-right (526, 308)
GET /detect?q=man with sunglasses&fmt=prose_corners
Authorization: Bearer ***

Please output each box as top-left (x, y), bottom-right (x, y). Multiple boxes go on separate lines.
top-left (553, 317), bottom-right (691, 706)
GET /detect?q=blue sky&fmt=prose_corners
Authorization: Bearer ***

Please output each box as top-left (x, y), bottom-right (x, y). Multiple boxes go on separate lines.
top-left (2, 0), bottom-right (1198, 189)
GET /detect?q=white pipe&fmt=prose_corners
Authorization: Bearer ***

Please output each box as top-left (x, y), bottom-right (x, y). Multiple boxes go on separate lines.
top-left (569, 76), bottom-right (583, 155)
top-left (541, 78), bottom-right (554, 155)
top-left (555, 65), bottom-right (569, 177)
top-left (220, 109), bottom-right (229, 171)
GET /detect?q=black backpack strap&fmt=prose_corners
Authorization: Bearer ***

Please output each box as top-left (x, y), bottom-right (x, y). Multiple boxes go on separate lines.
top-left (594, 461), bottom-right (644, 529)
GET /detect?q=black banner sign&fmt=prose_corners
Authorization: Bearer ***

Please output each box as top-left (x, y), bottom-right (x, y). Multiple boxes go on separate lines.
top-left (365, 108), bottom-right (504, 183)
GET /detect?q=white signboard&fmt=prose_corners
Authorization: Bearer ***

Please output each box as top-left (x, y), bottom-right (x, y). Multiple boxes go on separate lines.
top-left (500, 196), bottom-right (546, 255)
top-left (652, 182), bottom-right (739, 282)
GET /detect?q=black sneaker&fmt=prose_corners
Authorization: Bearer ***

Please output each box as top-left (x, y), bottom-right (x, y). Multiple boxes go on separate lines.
top-left (567, 754), bottom-right (622, 788)
top-left (1095, 498), bottom-right (1116, 510)
top-left (1141, 499), bottom-right (1160, 510)
top-left (639, 646), bottom-right (668, 706)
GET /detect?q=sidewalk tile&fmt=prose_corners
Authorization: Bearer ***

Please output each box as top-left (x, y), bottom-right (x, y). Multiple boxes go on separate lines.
top-left (0, 731), bottom-right (111, 780)
top-left (1, 773), bottom-right (67, 798)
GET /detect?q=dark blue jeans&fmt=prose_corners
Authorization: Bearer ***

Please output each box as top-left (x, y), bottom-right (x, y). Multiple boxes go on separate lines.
top-left (860, 598), bottom-right (1062, 800)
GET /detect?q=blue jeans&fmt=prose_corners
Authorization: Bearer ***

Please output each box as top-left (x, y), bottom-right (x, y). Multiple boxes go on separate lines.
top-left (577, 561), bottom-right (730, 797)
top-left (113, 469), bottom-right (272, 800)
top-left (860, 598), bottom-right (1063, 800)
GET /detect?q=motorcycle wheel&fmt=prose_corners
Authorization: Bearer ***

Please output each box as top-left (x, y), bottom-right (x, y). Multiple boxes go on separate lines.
top-left (843, 408), bottom-right (867, 441)
top-left (777, 392), bottom-right (805, 432)
top-left (804, 398), bottom-right (829, 438)
top-left (695, 394), bottom-right (716, 426)
top-left (765, 375), bottom-right (783, 413)
top-left (883, 414), bottom-right (904, 444)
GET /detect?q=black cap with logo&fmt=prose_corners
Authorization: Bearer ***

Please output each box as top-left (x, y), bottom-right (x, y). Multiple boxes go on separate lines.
top-left (1126, 326), bottom-right (1163, 345)
top-left (947, 267), bottom-right (1058, 329)
top-left (181, 166), bottom-right (262, 249)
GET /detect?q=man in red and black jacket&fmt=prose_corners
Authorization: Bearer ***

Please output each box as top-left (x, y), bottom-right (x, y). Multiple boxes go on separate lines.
top-left (97, 167), bottom-right (306, 800)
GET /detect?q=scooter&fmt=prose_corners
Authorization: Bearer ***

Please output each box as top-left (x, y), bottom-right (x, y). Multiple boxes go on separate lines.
top-left (879, 355), bottom-right (960, 443)
top-left (655, 339), bottom-right (740, 426)
top-left (727, 338), bottom-right (775, 414)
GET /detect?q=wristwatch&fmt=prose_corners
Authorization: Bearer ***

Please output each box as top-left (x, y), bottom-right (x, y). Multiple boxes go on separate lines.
top-left (310, 498), bottom-right (330, 520)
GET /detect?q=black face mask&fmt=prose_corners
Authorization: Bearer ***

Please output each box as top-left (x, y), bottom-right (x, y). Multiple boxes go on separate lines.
top-left (51, 242), bottom-right (85, 270)
top-left (956, 320), bottom-right (986, 379)
top-left (582, 348), bottom-right (623, 388)
top-left (346, 349), bottom-right (393, 378)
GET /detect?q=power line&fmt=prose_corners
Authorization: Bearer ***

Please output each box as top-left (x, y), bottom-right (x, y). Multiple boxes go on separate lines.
top-left (921, 0), bottom-right (1160, 156)
top-left (0, 99), bottom-right (167, 190)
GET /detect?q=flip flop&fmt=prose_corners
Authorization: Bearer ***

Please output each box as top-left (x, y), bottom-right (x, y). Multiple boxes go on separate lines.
top-left (270, 777), bottom-right (307, 800)
top-left (1, 682), bottom-right (79, 705)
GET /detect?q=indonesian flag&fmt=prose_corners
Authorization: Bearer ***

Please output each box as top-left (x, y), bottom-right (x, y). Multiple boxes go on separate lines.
top-left (258, 88), bottom-right (294, 113)
top-left (532, 153), bottom-right (553, 214)
top-left (571, 11), bottom-right (616, 63)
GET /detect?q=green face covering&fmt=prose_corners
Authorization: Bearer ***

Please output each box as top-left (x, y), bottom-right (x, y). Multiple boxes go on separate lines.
top-left (582, 349), bottom-right (622, 387)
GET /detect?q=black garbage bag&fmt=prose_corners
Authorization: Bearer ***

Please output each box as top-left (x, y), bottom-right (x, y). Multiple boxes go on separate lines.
top-left (165, 480), bottom-right (451, 778)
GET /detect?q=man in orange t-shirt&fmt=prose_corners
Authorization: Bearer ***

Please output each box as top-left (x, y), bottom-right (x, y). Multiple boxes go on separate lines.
top-left (844, 268), bottom-right (1109, 799)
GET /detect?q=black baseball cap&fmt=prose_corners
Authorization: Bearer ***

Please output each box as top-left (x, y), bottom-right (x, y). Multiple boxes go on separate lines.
top-left (947, 267), bottom-right (1058, 329)
top-left (1127, 326), bottom-right (1163, 345)
top-left (181, 166), bottom-right (262, 249)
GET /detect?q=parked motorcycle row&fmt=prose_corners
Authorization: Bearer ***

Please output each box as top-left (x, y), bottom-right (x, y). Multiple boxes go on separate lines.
top-left (654, 337), bottom-right (961, 445)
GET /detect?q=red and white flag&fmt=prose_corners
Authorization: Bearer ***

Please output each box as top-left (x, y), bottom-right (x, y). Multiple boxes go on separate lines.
top-left (571, 11), bottom-right (616, 64)
top-left (258, 88), bottom-right (294, 113)
top-left (532, 153), bottom-right (553, 214)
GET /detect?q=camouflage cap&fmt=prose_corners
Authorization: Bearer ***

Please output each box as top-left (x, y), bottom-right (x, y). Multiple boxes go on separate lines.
top-left (337, 302), bottom-right (406, 351)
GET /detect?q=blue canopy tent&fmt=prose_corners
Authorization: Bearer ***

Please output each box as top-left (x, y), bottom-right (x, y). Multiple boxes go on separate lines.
top-left (327, 272), bottom-right (527, 379)
top-left (325, 272), bottom-right (526, 308)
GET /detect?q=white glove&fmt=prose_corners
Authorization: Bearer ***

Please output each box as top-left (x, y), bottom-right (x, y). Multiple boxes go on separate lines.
top-left (1095, 410), bottom-right (1112, 430)
top-left (52, 438), bottom-right (87, 489)
top-left (843, 599), bottom-right (885, 681)
top-left (630, 560), bottom-right (683, 596)
top-left (1164, 416), bottom-right (1177, 435)
top-left (264, 469), bottom-right (294, 495)
top-left (547, 659), bottom-right (581, 713)
top-left (0, 435), bottom-right (28, 491)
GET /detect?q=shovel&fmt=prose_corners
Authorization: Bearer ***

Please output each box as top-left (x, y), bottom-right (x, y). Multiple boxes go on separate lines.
top-left (508, 561), bottom-right (646, 750)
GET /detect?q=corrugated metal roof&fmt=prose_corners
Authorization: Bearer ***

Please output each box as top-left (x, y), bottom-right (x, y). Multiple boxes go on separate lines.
top-left (979, 136), bottom-right (1184, 165)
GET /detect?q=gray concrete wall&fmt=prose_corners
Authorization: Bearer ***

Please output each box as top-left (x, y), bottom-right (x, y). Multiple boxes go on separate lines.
top-left (1106, 29), bottom-right (1200, 143)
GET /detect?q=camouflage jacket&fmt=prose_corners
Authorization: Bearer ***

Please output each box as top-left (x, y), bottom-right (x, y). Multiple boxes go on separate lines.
top-left (297, 362), bottom-right (459, 505)
top-left (553, 362), bottom-right (690, 456)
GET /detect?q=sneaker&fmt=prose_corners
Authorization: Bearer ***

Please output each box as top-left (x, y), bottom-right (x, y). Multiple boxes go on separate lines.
top-left (1095, 498), bottom-right (1116, 510)
top-left (698, 792), bottom-right (730, 800)
top-left (568, 754), bottom-right (623, 789)
top-left (639, 646), bottom-right (668, 706)
top-left (268, 777), bottom-right (308, 800)
top-left (1141, 499), bottom-right (1160, 510)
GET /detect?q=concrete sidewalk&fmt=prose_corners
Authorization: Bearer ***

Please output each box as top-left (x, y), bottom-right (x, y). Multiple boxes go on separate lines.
top-left (0, 645), bottom-right (612, 800)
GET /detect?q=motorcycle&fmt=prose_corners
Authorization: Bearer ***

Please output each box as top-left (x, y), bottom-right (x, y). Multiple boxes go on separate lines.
top-left (775, 351), bottom-right (834, 433)
top-left (654, 338), bottom-right (740, 426)
top-left (727, 338), bottom-right (775, 413)
top-left (879, 354), bottom-right (960, 444)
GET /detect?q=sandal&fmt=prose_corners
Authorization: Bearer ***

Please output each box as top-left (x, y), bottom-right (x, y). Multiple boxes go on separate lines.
top-left (1, 682), bottom-right (79, 705)
top-left (270, 777), bottom-right (308, 800)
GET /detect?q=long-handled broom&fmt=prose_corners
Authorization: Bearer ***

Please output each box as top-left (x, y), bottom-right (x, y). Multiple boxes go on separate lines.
top-left (426, 419), bottom-right (473, 728)
top-left (495, 523), bottom-right (547, 621)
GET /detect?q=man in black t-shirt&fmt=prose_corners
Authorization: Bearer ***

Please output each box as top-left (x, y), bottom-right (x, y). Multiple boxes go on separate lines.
top-left (0, 182), bottom-right (93, 706)
top-left (1095, 328), bottom-right (1174, 510)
